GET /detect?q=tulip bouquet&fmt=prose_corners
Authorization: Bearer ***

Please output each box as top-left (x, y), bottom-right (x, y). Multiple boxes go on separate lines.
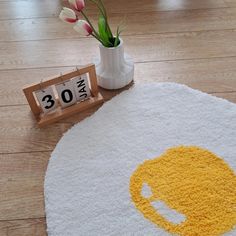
top-left (60, 0), bottom-right (121, 47)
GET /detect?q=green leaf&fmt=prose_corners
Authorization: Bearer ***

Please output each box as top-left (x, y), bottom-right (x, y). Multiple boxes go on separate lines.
top-left (97, 0), bottom-right (113, 38)
top-left (114, 26), bottom-right (121, 47)
top-left (98, 15), bottom-right (112, 47)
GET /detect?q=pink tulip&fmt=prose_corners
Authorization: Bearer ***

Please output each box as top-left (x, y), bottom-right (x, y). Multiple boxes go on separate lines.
top-left (73, 20), bottom-right (93, 36)
top-left (69, 0), bottom-right (85, 11)
top-left (59, 7), bottom-right (77, 23)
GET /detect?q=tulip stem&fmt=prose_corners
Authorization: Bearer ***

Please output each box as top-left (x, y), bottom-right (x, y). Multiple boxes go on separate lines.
top-left (88, 0), bottom-right (114, 40)
top-left (88, 0), bottom-right (106, 17)
top-left (97, 0), bottom-right (113, 38)
top-left (75, 9), bottom-right (104, 44)
top-left (91, 33), bottom-right (104, 44)
top-left (80, 10), bottom-right (100, 40)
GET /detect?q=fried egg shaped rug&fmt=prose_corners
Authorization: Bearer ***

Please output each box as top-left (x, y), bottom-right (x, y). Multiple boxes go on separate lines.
top-left (44, 83), bottom-right (236, 236)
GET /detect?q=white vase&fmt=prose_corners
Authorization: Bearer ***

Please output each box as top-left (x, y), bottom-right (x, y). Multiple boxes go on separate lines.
top-left (94, 38), bottom-right (134, 90)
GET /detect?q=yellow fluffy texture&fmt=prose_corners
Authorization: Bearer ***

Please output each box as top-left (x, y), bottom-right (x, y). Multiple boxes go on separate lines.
top-left (129, 146), bottom-right (236, 236)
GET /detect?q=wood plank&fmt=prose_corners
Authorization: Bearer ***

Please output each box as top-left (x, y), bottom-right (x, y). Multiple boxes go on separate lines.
top-left (0, 152), bottom-right (49, 220)
top-left (134, 58), bottom-right (236, 93)
top-left (0, 0), bottom-right (228, 20)
top-left (96, 0), bottom-right (228, 13)
top-left (66, 0), bottom-right (229, 14)
top-left (212, 91), bottom-right (236, 102)
top-left (1, 57), bottom-right (236, 107)
top-left (0, 218), bottom-right (46, 236)
top-left (1, 29), bottom-right (236, 70)
top-left (0, 0), bottom-right (61, 20)
top-left (225, 0), bottom-right (236, 8)
top-left (1, 8), bottom-right (236, 42)
top-left (0, 105), bottom-right (72, 153)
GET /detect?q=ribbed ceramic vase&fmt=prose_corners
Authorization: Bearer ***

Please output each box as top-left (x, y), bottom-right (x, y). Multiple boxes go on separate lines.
top-left (94, 38), bottom-right (134, 90)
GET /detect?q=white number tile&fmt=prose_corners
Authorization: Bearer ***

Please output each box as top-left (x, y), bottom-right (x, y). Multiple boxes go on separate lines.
top-left (35, 86), bottom-right (57, 114)
top-left (72, 74), bottom-right (91, 102)
top-left (55, 80), bottom-right (77, 108)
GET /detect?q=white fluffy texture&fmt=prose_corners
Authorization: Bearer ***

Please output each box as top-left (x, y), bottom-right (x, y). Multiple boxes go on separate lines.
top-left (45, 83), bottom-right (236, 236)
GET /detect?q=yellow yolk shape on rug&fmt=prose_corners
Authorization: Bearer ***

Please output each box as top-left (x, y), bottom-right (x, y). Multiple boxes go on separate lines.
top-left (129, 146), bottom-right (236, 236)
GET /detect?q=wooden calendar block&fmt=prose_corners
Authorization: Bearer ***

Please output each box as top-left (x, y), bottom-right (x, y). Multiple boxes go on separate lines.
top-left (72, 74), bottom-right (91, 102)
top-left (23, 64), bottom-right (104, 127)
top-left (35, 86), bottom-right (57, 113)
top-left (55, 80), bottom-right (77, 108)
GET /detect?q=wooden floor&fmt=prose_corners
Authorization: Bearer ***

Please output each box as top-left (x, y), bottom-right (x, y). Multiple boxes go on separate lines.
top-left (0, 0), bottom-right (236, 235)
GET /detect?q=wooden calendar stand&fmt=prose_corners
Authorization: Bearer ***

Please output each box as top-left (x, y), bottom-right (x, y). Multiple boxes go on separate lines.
top-left (23, 64), bottom-right (104, 127)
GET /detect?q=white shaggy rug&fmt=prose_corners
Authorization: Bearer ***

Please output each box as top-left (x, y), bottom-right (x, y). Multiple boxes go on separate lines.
top-left (44, 83), bottom-right (236, 236)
